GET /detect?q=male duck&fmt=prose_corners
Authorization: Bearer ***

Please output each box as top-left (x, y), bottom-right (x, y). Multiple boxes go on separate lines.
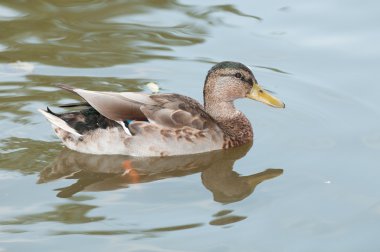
top-left (39, 61), bottom-right (284, 156)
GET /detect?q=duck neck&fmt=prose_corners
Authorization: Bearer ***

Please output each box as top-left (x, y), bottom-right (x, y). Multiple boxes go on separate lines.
top-left (204, 100), bottom-right (253, 145)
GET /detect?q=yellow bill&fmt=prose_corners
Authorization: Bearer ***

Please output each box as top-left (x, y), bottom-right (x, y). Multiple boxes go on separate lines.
top-left (246, 84), bottom-right (285, 108)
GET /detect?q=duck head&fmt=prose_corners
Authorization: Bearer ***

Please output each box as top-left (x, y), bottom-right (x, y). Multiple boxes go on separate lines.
top-left (203, 61), bottom-right (285, 109)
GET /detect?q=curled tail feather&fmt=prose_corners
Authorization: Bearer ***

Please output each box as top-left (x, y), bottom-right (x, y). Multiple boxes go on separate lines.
top-left (38, 108), bottom-right (82, 137)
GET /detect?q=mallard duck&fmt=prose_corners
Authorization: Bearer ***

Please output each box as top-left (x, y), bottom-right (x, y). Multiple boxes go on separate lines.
top-left (39, 61), bottom-right (284, 156)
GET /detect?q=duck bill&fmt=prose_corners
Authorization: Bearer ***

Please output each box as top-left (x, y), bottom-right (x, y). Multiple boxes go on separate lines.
top-left (246, 84), bottom-right (285, 108)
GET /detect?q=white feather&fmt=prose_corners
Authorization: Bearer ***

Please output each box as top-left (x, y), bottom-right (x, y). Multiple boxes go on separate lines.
top-left (146, 82), bottom-right (160, 93)
top-left (38, 109), bottom-right (82, 137)
top-left (116, 120), bottom-right (132, 135)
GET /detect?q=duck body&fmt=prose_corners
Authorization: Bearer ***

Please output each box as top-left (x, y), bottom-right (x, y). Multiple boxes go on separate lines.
top-left (39, 61), bottom-right (284, 156)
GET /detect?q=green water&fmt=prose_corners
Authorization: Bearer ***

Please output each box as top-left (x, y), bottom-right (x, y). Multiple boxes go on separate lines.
top-left (1, 0), bottom-right (380, 251)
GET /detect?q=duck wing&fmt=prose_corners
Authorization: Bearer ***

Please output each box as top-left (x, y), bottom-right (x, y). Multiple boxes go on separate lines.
top-left (58, 85), bottom-right (220, 132)
top-left (139, 93), bottom-right (218, 130)
top-left (57, 84), bottom-right (151, 122)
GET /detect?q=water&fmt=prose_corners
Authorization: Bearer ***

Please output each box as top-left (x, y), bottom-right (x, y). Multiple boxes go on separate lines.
top-left (1, 0), bottom-right (380, 251)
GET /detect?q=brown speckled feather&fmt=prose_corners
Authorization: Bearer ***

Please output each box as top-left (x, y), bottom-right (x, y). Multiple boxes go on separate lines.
top-left (140, 94), bottom-right (218, 130)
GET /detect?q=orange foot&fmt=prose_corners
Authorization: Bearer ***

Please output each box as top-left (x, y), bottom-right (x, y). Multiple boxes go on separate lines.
top-left (122, 160), bottom-right (140, 183)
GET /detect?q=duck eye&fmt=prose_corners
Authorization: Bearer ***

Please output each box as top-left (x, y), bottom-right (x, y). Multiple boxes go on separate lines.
top-left (235, 73), bottom-right (242, 79)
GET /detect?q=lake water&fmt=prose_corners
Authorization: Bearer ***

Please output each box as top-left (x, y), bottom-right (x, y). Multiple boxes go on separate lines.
top-left (1, 0), bottom-right (380, 251)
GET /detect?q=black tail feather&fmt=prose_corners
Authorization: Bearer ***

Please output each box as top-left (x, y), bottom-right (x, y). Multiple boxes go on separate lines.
top-left (46, 106), bottom-right (59, 116)
top-left (59, 102), bottom-right (91, 108)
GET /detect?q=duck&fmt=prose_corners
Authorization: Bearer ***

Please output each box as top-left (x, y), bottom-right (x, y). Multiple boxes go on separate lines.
top-left (39, 61), bottom-right (284, 157)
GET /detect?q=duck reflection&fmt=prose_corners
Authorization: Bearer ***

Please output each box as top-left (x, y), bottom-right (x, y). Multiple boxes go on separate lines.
top-left (39, 143), bottom-right (283, 203)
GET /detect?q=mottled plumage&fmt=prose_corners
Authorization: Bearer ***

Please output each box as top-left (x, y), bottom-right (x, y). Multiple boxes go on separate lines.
top-left (39, 61), bottom-right (285, 156)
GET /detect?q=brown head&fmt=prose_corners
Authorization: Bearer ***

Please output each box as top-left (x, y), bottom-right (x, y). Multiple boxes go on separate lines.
top-left (203, 61), bottom-right (285, 112)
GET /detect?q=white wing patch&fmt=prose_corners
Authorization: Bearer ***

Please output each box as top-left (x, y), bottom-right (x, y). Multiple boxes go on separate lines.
top-left (116, 120), bottom-right (132, 135)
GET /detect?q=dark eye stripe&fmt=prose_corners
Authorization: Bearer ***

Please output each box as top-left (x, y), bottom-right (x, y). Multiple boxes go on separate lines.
top-left (221, 73), bottom-right (252, 85)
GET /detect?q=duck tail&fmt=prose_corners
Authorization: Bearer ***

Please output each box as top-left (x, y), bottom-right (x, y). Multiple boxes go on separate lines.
top-left (46, 106), bottom-right (59, 116)
top-left (38, 108), bottom-right (82, 137)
